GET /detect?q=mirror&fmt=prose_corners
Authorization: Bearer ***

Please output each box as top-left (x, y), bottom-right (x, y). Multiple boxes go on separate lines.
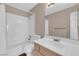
top-left (45, 3), bottom-right (79, 41)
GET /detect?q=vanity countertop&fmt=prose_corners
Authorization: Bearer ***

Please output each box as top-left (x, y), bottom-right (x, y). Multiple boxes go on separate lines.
top-left (34, 37), bottom-right (79, 56)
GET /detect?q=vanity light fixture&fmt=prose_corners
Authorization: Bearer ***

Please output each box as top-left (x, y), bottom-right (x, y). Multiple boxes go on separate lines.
top-left (48, 3), bottom-right (55, 8)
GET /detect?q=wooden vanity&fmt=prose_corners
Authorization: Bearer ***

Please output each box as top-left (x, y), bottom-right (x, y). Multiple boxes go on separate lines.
top-left (32, 43), bottom-right (61, 56)
top-left (31, 37), bottom-right (79, 56)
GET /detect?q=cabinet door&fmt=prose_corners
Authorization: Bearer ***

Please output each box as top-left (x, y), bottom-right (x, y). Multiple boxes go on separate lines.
top-left (34, 43), bottom-right (40, 51)
top-left (40, 46), bottom-right (61, 56)
top-left (32, 43), bottom-right (42, 56)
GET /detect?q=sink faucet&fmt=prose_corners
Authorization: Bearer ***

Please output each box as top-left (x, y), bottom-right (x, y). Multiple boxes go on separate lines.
top-left (53, 38), bottom-right (60, 42)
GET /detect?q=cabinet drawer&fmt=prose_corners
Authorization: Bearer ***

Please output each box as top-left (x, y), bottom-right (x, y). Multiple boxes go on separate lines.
top-left (40, 46), bottom-right (61, 56)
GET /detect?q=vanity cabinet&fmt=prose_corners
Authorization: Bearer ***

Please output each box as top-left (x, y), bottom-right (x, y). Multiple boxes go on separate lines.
top-left (32, 43), bottom-right (61, 56)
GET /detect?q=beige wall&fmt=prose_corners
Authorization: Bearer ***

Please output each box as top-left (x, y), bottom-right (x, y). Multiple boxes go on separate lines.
top-left (47, 4), bottom-right (79, 38)
top-left (31, 3), bottom-right (47, 37)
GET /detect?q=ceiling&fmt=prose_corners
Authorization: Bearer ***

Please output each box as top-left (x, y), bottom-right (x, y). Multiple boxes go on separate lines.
top-left (46, 3), bottom-right (78, 16)
top-left (6, 3), bottom-right (78, 16)
top-left (6, 3), bottom-right (37, 12)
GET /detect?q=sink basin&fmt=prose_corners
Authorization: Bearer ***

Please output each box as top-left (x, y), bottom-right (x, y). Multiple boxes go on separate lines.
top-left (43, 39), bottom-right (64, 48)
top-left (53, 38), bottom-right (60, 42)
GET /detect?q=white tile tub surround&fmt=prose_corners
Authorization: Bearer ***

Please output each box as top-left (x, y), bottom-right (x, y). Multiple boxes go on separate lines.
top-left (7, 13), bottom-right (29, 47)
top-left (0, 4), bottom-right (6, 55)
top-left (5, 12), bottom-right (29, 56)
top-left (0, 4), bottom-right (36, 56)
